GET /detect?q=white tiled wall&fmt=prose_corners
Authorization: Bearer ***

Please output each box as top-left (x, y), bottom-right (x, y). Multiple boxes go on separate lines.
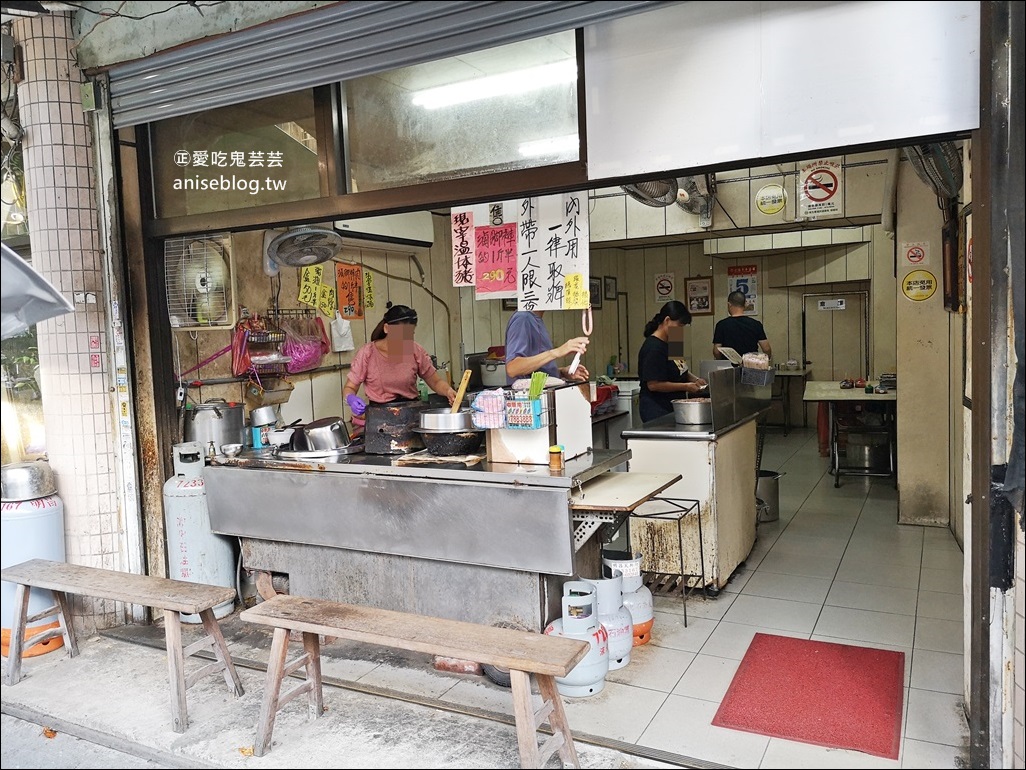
top-left (14, 13), bottom-right (121, 633)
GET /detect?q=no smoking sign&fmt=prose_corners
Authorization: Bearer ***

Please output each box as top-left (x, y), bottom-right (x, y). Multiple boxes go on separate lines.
top-left (654, 272), bottom-right (675, 303)
top-left (901, 241), bottom-right (930, 267)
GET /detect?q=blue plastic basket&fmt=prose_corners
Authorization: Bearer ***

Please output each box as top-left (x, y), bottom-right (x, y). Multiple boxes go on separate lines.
top-left (504, 397), bottom-right (549, 430)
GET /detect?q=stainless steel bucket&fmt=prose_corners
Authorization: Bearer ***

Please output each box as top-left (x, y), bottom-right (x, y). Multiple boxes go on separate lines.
top-left (756, 470), bottom-right (784, 522)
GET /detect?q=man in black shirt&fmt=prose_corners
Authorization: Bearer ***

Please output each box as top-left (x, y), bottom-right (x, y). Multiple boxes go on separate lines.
top-left (712, 290), bottom-right (772, 360)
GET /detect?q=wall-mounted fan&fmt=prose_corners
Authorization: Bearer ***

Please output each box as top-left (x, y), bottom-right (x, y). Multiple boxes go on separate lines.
top-left (622, 174), bottom-right (716, 226)
top-left (621, 179), bottom-right (679, 207)
top-left (164, 234), bottom-right (235, 329)
top-left (902, 142), bottom-right (963, 201)
top-left (675, 174), bottom-right (716, 226)
top-left (264, 227), bottom-right (344, 273)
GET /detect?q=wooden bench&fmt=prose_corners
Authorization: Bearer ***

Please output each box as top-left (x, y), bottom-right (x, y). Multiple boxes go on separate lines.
top-left (241, 594), bottom-right (589, 769)
top-left (1, 558), bottom-right (244, 733)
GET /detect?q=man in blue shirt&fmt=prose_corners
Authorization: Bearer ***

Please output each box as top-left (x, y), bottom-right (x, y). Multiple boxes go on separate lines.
top-left (504, 310), bottom-right (590, 385)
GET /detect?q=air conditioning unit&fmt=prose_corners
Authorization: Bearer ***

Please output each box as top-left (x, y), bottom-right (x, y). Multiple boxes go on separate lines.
top-left (335, 211), bottom-right (434, 247)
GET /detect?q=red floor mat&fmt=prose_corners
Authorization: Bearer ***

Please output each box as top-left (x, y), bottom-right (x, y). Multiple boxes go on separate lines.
top-left (712, 633), bottom-right (905, 759)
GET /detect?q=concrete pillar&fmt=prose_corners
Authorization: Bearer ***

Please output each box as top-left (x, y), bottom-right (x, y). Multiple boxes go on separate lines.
top-left (12, 13), bottom-right (121, 633)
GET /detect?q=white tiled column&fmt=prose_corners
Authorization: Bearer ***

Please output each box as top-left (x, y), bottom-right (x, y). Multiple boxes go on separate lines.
top-left (13, 13), bottom-right (121, 634)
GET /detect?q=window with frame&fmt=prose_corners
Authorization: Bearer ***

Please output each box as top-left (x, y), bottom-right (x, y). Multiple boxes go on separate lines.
top-left (343, 31), bottom-right (580, 193)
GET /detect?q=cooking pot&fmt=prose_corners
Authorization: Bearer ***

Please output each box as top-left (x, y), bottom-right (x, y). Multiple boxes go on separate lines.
top-left (183, 399), bottom-right (246, 448)
top-left (292, 416), bottom-right (351, 451)
top-left (420, 408), bottom-right (476, 432)
top-left (480, 359), bottom-right (506, 388)
top-left (414, 428), bottom-right (484, 456)
top-left (671, 398), bottom-right (712, 425)
top-left (249, 405), bottom-right (278, 427)
top-left (1, 460), bottom-right (57, 502)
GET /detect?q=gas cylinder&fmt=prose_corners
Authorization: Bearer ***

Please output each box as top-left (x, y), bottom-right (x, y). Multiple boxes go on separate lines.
top-left (602, 550), bottom-right (654, 646)
top-left (162, 442), bottom-right (236, 623)
top-left (1, 466), bottom-right (66, 657)
top-left (583, 568), bottom-right (633, 670)
top-left (543, 581), bottom-right (608, 697)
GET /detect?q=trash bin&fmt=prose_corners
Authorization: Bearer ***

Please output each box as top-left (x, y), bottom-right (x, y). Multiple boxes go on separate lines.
top-left (756, 470), bottom-right (784, 522)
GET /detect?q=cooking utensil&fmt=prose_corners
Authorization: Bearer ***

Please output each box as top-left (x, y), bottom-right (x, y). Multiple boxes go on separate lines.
top-left (1, 460), bottom-right (57, 502)
top-left (249, 405), bottom-right (278, 427)
top-left (292, 416), bottom-right (351, 451)
top-left (420, 408), bottom-right (475, 432)
top-left (182, 399), bottom-right (246, 448)
top-left (671, 398), bottom-right (712, 425)
top-left (451, 369), bottom-right (472, 413)
top-left (414, 428), bottom-right (484, 456)
top-left (566, 306), bottom-right (593, 377)
top-left (220, 443), bottom-right (243, 457)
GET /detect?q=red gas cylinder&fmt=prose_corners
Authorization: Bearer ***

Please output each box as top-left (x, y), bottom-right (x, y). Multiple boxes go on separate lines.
top-left (817, 402), bottom-right (830, 457)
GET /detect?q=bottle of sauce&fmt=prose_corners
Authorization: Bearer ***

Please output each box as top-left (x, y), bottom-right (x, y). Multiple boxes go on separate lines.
top-left (549, 445), bottom-right (565, 471)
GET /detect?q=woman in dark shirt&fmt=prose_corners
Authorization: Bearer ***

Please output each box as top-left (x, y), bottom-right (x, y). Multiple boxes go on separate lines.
top-left (637, 301), bottom-right (708, 422)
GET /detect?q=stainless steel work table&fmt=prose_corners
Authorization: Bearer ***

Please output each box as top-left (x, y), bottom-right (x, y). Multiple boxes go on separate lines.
top-left (203, 449), bottom-right (656, 630)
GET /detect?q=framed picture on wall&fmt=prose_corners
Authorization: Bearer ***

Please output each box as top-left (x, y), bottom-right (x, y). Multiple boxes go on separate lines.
top-left (589, 277), bottom-right (603, 309)
top-left (501, 297), bottom-right (518, 311)
top-left (603, 275), bottom-right (618, 301)
top-left (685, 277), bottom-right (714, 316)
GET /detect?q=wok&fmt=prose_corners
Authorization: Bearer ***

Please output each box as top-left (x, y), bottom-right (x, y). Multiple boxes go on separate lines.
top-left (414, 428), bottom-right (483, 456)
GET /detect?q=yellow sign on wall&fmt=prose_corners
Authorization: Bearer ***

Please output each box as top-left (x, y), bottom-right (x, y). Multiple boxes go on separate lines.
top-left (902, 269), bottom-right (937, 301)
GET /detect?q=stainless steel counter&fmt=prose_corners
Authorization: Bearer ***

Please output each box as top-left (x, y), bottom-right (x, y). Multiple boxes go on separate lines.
top-left (208, 446), bottom-right (623, 488)
top-left (621, 410), bottom-right (762, 440)
top-left (202, 448), bottom-right (633, 630)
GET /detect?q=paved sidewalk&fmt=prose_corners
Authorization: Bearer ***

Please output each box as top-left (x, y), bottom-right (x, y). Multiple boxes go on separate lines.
top-left (1, 614), bottom-right (680, 769)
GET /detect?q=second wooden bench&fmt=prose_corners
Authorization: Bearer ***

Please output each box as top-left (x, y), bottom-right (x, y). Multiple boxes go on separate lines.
top-left (241, 594), bottom-right (589, 769)
top-left (1, 558), bottom-right (244, 733)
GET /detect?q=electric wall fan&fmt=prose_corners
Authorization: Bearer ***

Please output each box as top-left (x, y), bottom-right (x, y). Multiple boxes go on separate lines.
top-left (621, 174), bottom-right (716, 226)
top-left (264, 226), bottom-right (344, 276)
top-left (164, 233), bottom-right (235, 329)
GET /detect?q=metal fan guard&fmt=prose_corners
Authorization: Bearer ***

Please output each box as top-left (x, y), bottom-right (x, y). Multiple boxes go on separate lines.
top-left (621, 179), bottom-right (679, 207)
top-left (267, 228), bottom-right (344, 267)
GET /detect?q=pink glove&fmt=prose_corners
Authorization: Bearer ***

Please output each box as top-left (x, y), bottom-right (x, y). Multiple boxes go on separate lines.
top-left (346, 394), bottom-right (367, 416)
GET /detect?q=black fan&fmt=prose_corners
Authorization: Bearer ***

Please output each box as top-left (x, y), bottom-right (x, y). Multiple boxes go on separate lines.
top-left (621, 178), bottom-right (679, 207)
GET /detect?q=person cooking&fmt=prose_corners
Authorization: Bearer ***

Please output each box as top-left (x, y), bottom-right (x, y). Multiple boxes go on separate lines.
top-left (503, 309), bottom-right (590, 385)
top-left (713, 290), bottom-right (772, 360)
top-left (343, 304), bottom-right (457, 427)
top-left (638, 301), bottom-right (708, 423)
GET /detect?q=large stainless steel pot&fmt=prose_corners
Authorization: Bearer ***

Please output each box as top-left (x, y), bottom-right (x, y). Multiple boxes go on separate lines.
top-left (1, 460), bottom-right (57, 501)
top-left (182, 399), bottom-right (246, 448)
top-left (292, 416), bottom-right (351, 451)
top-left (671, 398), bottom-right (712, 425)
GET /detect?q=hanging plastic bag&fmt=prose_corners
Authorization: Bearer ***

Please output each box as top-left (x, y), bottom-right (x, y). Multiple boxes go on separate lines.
top-left (231, 323), bottom-right (252, 377)
top-left (281, 316), bottom-right (325, 374)
top-left (330, 311), bottom-right (355, 352)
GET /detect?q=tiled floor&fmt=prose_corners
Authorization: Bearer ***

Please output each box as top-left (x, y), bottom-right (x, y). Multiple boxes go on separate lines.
top-left (47, 427), bottom-right (969, 769)
top-left (549, 426), bottom-right (970, 768)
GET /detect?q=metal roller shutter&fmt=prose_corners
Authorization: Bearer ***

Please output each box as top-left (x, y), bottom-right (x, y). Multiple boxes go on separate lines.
top-left (107, 0), bottom-right (668, 128)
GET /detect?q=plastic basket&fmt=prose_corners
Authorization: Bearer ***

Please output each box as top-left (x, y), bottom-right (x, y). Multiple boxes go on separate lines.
top-left (504, 397), bottom-right (549, 430)
top-left (740, 366), bottom-right (775, 386)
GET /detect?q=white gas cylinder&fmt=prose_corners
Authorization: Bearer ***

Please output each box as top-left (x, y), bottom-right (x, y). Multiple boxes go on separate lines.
top-left (583, 569), bottom-right (633, 670)
top-left (162, 442), bottom-right (236, 623)
top-left (543, 580), bottom-right (608, 697)
top-left (602, 550), bottom-right (654, 646)
top-left (1, 493), bottom-right (66, 647)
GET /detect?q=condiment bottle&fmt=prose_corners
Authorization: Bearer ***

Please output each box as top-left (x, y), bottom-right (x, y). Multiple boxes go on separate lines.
top-left (549, 444), bottom-right (565, 471)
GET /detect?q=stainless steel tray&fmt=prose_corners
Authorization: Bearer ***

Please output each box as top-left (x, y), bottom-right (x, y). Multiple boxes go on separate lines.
top-left (275, 442), bottom-right (364, 460)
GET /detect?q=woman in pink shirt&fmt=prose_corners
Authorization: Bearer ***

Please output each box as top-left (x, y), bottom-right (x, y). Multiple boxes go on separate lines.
top-left (343, 304), bottom-right (456, 416)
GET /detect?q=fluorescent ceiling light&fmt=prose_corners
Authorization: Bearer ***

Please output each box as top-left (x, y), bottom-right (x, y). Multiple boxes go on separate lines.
top-left (518, 134), bottom-right (579, 158)
top-left (411, 60), bottom-right (576, 110)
